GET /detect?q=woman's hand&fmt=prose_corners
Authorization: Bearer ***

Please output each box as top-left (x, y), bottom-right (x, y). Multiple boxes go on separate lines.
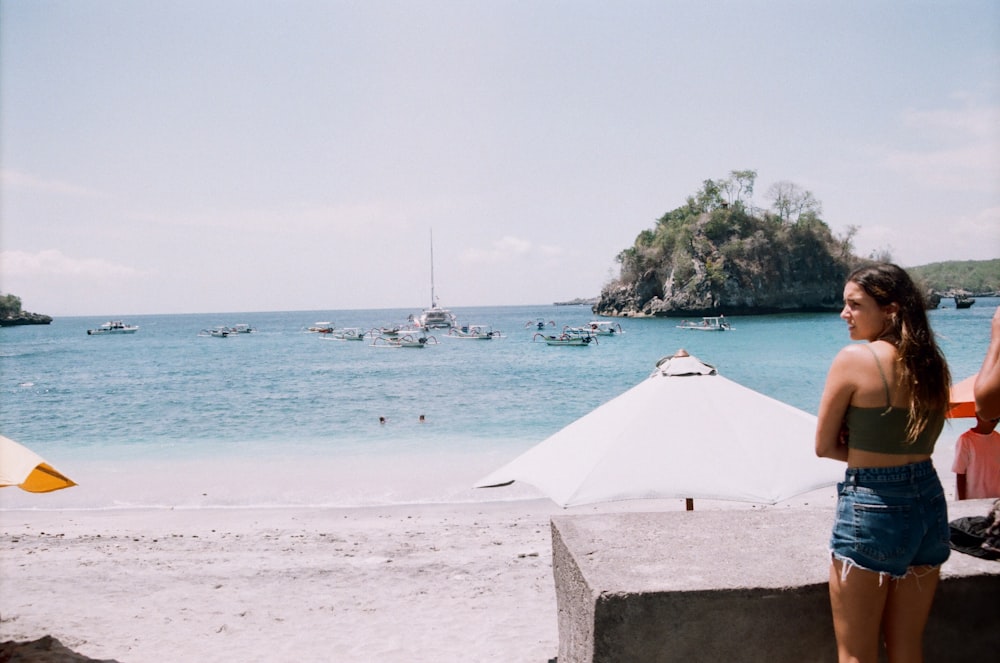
top-left (975, 307), bottom-right (1000, 420)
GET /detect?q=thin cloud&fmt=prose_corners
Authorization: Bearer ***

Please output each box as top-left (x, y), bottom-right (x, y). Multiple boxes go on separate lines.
top-left (0, 249), bottom-right (146, 279)
top-left (0, 169), bottom-right (109, 199)
top-left (883, 104), bottom-right (1000, 191)
top-left (460, 236), bottom-right (565, 265)
top-left (901, 105), bottom-right (999, 138)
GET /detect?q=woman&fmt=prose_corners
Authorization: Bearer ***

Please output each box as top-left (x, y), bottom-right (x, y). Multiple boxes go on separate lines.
top-left (816, 263), bottom-right (951, 663)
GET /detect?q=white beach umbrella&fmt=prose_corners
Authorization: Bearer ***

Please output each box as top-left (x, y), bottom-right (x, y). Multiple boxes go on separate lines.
top-left (0, 435), bottom-right (76, 493)
top-left (475, 349), bottom-right (841, 507)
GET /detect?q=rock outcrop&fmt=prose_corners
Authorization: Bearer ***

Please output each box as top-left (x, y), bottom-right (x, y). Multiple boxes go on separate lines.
top-left (594, 267), bottom-right (845, 317)
top-left (0, 312), bottom-right (53, 327)
top-left (0, 635), bottom-right (121, 662)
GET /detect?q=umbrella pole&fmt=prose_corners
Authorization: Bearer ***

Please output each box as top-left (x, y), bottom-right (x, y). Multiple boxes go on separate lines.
top-left (685, 498), bottom-right (694, 511)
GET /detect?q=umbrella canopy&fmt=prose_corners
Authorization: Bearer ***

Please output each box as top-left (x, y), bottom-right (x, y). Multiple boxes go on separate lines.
top-left (947, 374), bottom-right (977, 419)
top-left (475, 350), bottom-right (841, 507)
top-left (0, 435), bottom-right (76, 493)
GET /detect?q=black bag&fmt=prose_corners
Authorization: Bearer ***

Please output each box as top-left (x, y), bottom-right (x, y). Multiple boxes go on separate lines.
top-left (949, 515), bottom-right (1000, 560)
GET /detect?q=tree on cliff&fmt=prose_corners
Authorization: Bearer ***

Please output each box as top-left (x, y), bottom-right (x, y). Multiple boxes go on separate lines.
top-left (0, 293), bottom-right (24, 318)
top-left (596, 171), bottom-right (858, 317)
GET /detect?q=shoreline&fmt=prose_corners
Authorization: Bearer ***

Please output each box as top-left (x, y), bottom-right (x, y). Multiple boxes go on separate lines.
top-left (0, 426), bottom-right (965, 513)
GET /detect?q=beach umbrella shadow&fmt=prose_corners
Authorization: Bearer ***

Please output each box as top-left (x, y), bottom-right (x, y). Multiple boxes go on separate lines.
top-left (475, 349), bottom-right (841, 509)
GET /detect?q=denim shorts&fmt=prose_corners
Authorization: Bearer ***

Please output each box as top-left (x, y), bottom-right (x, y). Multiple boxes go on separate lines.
top-left (829, 460), bottom-right (950, 577)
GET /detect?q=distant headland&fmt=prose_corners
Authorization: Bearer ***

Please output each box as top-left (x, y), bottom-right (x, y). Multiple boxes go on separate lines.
top-left (553, 297), bottom-right (599, 306)
top-left (0, 294), bottom-right (52, 327)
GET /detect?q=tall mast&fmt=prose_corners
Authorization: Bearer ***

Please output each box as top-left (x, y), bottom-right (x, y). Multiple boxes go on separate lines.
top-left (429, 229), bottom-right (435, 307)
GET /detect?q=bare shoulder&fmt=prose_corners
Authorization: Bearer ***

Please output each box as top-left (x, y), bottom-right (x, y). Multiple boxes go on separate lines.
top-left (828, 343), bottom-right (889, 398)
top-left (831, 343), bottom-right (876, 370)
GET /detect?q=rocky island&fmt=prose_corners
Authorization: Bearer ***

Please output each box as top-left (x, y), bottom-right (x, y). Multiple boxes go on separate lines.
top-left (0, 294), bottom-right (52, 327)
top-left (593, 171), bottom-right (859, 318)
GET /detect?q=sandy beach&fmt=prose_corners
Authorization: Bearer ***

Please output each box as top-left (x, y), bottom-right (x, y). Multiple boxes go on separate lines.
top-left (2, 499), bottom-right (571, 662)
top-left (0, 489), bottom-right (848, 663)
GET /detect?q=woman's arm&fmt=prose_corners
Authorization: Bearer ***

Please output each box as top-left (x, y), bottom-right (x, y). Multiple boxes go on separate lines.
top-left (975, 307), bottom-right (1000, 420)
top-left (815, 347), bottom-right (857, 462)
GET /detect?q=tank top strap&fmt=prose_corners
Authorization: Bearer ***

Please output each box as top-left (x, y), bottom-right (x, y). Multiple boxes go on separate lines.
top-left (863, 343), bottom-right (893, 408)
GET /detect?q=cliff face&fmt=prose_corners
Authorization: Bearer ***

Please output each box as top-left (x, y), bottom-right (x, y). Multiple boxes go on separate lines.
top-left (593, 209), bottom-right (852, 318)
top-left (594, 264), bottom-right (846, 317)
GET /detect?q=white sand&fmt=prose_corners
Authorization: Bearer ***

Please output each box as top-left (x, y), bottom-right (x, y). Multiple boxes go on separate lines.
top-left (1, 500), bottom-right (566, 662)
top-left (0, 489), bottom-right (846, 663)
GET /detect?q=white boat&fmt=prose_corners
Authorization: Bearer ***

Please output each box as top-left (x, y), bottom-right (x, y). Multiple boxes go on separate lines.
top-left (199, 326), bottom-right (234, 338)
top-left (533, 332), bottom-right (596, 346)
top-left (526, 319), bottom-right (556, 330)
top-left (308, 322), bottom-right (335, 333)
top-left (370, 334), bottom-right (439, 349)
top-left (676, 316), bottom-right (732, 332)
top-left (417, 231), bottom-right (456, 329)
top-left (419, 305), bottom-right (456, 329)
top-left (446, 324), bottom-right (504, 340)
top-left (322, 327), bottom-right (366, 341)
top-left (371, 324), bottom-right (422, 338)
top-left (87, 321), bottom-right (139, 335)
top-left (565, 321), bottom-right (623, 336)
top-left (229, 323), bottom-right (256, 334)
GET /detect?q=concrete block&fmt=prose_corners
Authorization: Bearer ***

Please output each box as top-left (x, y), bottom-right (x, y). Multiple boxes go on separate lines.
top-left (551, 501), bottom-right (1000, 663)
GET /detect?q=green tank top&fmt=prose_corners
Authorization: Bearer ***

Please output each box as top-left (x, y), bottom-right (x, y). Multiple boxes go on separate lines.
top-left (845, 345), bottom-right (942, 455)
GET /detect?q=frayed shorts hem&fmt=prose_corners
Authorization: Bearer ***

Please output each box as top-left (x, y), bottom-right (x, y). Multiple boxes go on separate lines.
top-left (829, 550), bottom-right (943, 583)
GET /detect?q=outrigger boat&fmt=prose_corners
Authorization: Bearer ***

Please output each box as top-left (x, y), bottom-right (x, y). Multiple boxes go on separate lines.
top-left (322, 327), bottom-right (366, 341)
top-left (564, 321), bottom-right (623, 336)
top-left (446, 324), bottom-right (505, 340)
top-left (533, 332), bottom-right (596, 346)
top-left (525, 319), bottom-right (556, 330)
top-left (676, 316), bottom-right (732, 332)
top-left (199, 326), bottom-right (235, 338)
top-left (369, 324), bottom-right (422, 339)
top-left (87, 321), bottom-right (139, 335)
top-left (370, 334), bottom-right (439, 349)
top-left (308, 322), bottom-right (335, 333)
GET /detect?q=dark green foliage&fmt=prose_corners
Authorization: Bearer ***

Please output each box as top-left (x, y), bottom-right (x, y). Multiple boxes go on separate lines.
top-left (907, 260), bottom-right (1000, 293)
top-left (0, 293), bottom-right (23, 318)
top-left (612, 185), bottom-right (852, 299)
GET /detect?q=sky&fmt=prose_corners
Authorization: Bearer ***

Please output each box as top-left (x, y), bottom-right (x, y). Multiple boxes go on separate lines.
top-left (1, 0), bottom-right (998, 317)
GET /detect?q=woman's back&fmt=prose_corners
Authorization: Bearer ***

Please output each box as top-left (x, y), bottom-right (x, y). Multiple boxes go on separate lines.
top-left (843, 340), bottom-right (938, 466)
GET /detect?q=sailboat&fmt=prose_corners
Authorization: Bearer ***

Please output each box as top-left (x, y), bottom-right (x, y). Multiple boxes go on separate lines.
top-left (417, 231), bottom-right (456, 329)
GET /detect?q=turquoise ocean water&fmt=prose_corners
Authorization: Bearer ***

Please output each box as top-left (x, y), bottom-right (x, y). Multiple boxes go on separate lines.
top-left (1, 301), bottom-right (995, 510)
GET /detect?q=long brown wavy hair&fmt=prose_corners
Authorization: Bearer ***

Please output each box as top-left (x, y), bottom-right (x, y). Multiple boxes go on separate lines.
top-left (848, 263), bottom-right (951, 443)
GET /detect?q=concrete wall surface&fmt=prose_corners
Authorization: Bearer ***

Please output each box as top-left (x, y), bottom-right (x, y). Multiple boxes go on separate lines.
top-left (551, 500), bottom-right (1000, 663)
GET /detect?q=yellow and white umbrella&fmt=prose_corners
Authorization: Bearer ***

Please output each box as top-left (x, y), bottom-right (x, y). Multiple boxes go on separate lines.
top-left (0, 435), bottom-right (76, 493)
